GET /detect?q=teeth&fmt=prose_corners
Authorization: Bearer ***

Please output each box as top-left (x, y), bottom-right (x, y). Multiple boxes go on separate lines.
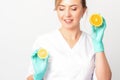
top-left (64, 19), bottom-right (72, 23)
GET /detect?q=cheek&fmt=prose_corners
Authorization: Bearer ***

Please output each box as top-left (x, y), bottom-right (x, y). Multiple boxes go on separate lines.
top-left (57, 11), bottom-right (63, 20)
top-left (74, 11), bottom-right (84, 21)
top-left (73, 13), bottom-right (82, 22)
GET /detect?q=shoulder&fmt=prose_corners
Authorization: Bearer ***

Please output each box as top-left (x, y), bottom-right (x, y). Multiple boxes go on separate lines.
top-left (82, 31), bottom-right (92, 41)
top-left (81, 31), bottom-right (93, 48)
top-left (81, 31), bottom-right (95, 55)
top-left (32, 30), bottom-right (58, 51)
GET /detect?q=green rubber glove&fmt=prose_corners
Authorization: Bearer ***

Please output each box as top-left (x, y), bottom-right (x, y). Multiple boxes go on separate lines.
top-left (91, 17), bottom-right (106, 53)
top-left (31, 49), bottom-right (49, 80)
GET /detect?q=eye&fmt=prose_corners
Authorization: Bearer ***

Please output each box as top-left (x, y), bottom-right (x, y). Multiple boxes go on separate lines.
top-left (71, 7), bottom-right (77, 11)
top-left (59, 8), bottom-right (64, 11)
top-left (58, 6), bottom-right (65, 11)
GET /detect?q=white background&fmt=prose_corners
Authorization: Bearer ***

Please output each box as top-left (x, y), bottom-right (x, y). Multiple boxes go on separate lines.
top-left (0, 0), bottom-right (120, 80)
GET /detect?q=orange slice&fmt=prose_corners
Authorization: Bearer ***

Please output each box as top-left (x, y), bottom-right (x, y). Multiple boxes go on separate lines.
top-left (37, 48), bottom-right (48, 59)
top-left (89, 14), bottom-right (103, 27)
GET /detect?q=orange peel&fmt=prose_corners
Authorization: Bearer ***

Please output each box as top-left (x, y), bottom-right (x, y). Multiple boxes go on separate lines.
top-left (37, 48), bottom-right (48, 59)
top-left (89, 14), bottom-right (103, 27)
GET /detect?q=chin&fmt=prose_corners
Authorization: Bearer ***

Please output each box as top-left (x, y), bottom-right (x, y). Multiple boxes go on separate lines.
top-left (63, 25), bottom-right (77, 30)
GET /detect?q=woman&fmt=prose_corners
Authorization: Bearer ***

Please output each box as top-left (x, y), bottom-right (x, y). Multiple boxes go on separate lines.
top-left (27, 0), bottom-right (112, 80)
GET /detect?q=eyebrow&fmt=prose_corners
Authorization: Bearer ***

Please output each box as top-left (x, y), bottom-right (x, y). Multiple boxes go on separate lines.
top-left (59, 4), bottom-right (78, 7)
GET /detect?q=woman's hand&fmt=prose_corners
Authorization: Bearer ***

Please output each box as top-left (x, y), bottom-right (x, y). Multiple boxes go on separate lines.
top-left (91, 17), bottom-right (106, 53)
top-left (31, 49), bottom-right (49, 80)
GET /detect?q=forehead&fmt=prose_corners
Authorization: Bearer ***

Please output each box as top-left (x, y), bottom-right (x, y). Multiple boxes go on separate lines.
top-left (60, 0), bottom-right (81, 5)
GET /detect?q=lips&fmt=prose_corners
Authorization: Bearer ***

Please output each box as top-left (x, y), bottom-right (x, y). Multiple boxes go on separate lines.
top-left (64, 19), bottom-right (73, 24)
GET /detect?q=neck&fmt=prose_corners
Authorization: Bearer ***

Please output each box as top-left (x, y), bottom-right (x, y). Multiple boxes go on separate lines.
top-left (59, 26), bottom-right (82, 40)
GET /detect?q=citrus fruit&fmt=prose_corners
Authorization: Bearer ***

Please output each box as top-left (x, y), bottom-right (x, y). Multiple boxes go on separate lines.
top-left (37, 48), bottom-right (48, 59)
top-left (89, 14), bottom-right (103, 27)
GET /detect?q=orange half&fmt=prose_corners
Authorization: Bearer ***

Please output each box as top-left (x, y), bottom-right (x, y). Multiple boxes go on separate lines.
top-left (89, 14), bottom-right (103, 27)
top-left (37, 48), bottom-right (48, 59)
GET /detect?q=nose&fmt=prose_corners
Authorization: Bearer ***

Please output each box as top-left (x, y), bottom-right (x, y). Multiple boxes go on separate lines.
top-left (65, 9), bottom-right (71, 17)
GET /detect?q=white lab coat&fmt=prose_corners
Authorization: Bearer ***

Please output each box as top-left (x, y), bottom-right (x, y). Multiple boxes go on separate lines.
top-left (28, 29), bottom-right (97, 80)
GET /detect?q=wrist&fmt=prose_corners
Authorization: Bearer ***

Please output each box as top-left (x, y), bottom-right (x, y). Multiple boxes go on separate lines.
top-left (33, 73), bottom-right (43, 80)
top-left (93, 41), bottom-right (104, 53)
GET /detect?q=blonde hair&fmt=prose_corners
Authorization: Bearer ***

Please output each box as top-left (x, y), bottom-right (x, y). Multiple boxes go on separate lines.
top-left (54, 0), bottom-right (87, 10)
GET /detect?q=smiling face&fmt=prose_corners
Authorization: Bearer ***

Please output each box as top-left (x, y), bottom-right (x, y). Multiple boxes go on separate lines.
top-left (56, 0), bottom-right (86, 30)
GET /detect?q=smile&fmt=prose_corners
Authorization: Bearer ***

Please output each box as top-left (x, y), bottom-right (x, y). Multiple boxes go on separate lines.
top-left (64, 19), bottom-right (73, 24)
